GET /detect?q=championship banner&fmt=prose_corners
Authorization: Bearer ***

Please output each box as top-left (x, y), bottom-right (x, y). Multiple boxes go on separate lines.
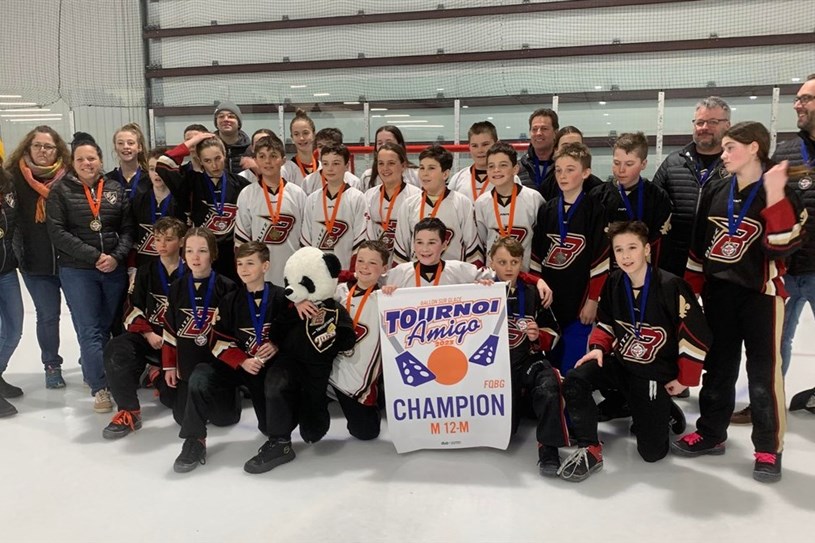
top-left (378, 283), bottom-right (512, 453)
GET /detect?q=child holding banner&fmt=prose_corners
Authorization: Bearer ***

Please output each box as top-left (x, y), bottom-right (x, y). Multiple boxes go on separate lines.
top-left (489, 237), bottom-right (570, 477)
top-left (559, 221), bottom-right (711, 482)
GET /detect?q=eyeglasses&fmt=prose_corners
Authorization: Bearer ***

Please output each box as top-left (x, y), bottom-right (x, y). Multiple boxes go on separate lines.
top-left (692, 119), bottom-right (729, 128)
top-left (31, 143), bottom-right (57, 152)
top-left (794, 95), bottom-right (815, 106)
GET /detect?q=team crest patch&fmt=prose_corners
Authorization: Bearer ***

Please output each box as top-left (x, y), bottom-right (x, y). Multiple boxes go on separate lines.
top-left (104, 191), bottom-right (118, 205)
top-left (307, 308), bottom-right (339, 353)
top-left (4, 193), bottom-right (15, 208)
top-left (799, 177), bottom-right (812, 190)
top-left (616, 321), bottom-right (667, 364)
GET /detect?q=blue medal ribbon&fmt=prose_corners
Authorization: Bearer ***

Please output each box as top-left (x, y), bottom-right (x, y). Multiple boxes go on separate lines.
top-left (187, 272), bottom-right (217, 335)
top-left (532, 154), bottom-right (550, 188)
top-left (696, 157), bottom-right (721, 186)
top-left (150, 191), bottom-right (172, 223)
top-left (727, 176), bottom-right (763, 236)
top-left (246, 284), bottom-right (270, 348)
top-left (119, 167), bottom-right (142, 200)
top-left (801, 139), bottom-right (814, 168)
top-left (157, 260), bottom-right (184, 297)
top-left (623, 265), bottom-right (651, 339)
top-left (558, 191), bottom-right (585, 245)
top-left (618, 177), bottom-right (644, 221)
top-left (206, 172), bottom-right (228, 216)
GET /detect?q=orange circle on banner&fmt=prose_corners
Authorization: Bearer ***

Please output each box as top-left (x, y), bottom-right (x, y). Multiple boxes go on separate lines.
top-left (426, 346), bottom-right (468, 385)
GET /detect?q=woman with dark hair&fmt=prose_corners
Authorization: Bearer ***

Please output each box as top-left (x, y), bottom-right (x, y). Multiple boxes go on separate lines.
top-left (5, 126), bottom-right (71, 388)
top-left (361, 125), bottom-right (419, 190)
top-left (0, 159), bottom-right (24, 417)
top-left (46, 133), bottom-right (135, 412)
top-left (672, 121), bottom-right (805, 483)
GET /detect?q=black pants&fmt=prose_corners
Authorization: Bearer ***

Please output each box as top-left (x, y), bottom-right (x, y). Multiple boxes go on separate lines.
top-left (265, 353), bottom-right (333, 443)
top-left (332, 385), bottom-right (381, 441)
top-left (513, 355), bottom-right (569, 448)
top-left (103, 332), bottom-right (174, 412)
top-left (178, 361), bottom-right (259, 439)
top-left (563, 356), bottom-right (672, 463)
top-left (697, 280), bottom-right (786, 453)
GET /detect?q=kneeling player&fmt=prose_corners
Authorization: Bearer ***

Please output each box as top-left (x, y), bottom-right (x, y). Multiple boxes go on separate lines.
top-left (559, 221), bottom-right (711, 482)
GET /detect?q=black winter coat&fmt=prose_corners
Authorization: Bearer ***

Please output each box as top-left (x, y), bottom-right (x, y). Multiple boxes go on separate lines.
top-left (9, 167), bottom-right (62, 275)
top-left (773, 132), bottom-right (815, 275)
top-left (46, 174), bottom-right (135, 270)
top-left (0, 174), bottom-right (19, 274)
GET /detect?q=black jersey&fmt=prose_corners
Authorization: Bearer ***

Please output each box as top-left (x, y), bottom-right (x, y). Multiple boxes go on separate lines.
top-left (505, 279), bottom-right (560, 370)
top-left (211, 282), bottom-right (288, 369)
top-left (124, 259), bottom-right (185, 336)
top-left (686, 177), bottom-right (806, 296)
top-left (590, 267), bottom-right (712, 385)
top-left (162, 272), bottom-right (237, 379)
top-left (590, 178), bottom-right (672, 267)
top-left (130, 188), bottom-right (185, 269)
top-left (157, 144), bottom-right (249, 242)
top-left (530, 191), bottom-right (609, 324)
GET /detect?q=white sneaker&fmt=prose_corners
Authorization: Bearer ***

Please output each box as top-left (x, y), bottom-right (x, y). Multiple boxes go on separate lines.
top-left (94, 389), bottom-right (113, 413)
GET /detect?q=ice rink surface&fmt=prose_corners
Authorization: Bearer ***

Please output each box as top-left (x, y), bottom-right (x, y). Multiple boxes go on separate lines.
top-left (1, 289), bottom-right (813, 543)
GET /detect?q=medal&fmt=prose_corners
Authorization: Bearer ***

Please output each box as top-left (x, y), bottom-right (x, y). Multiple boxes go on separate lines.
top-left (214, 220), bottom-right (228, 232)
top-left (90, 218), bottom-right (102, 232)
top-left (799, 177), bottom-right (812, 190)
top-left (618, 177), bottom-right (644, 221)
top-left (517, 318), bottom-right (528, 331)
top-left (83, 178), bottom-right (105, 233)
top-left (269, 228), bottom-right (283, 241)
top-left (721, 241), bottom-right (738, 257)
top-left (324, 236), bottom-right (336, 248)
top-left (492, 184), bottom-right (518, 238)
top-left (630, 341), bottom-right (646, 360)
top-left (554, 252), bottom-right (567, 265)
top-left (0, 228), bottom-right (5, 239)
top-left (247, 284), bottom-right (270, 349)
top-left (623, 265), bottom-right (651, 340)
top-left (188, 272), bottom-right (217, 346)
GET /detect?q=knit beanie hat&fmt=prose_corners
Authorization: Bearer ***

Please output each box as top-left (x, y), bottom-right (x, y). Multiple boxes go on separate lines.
top-left (214, 100), bottom-right (243, 129)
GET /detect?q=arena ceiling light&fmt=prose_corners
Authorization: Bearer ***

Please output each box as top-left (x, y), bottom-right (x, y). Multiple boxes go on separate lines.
top-left (343, 101), bottom-right (360, 105)
top-left (0, 108), bottom-right (50, 112)
top-left (370, 108), bottom-right (388, 111)
top-left (392, 124), bottom-right (444, 128)
top-left (290, 84), bottom-right (306, 89)
top-left (385, 114), bottom-right (410, 118)
top-left (383, 120), bottom-right (427, 123)
top-left (313, 92), bottom-right (330, 97)
top-left (0, 95), bottom-right (22, 98)
top-left (7, 118), bottom-right (63, 122)
top-left (1, 113), bottom-right (62, 118)
top-left (0, 102), bottom-right (37, 106)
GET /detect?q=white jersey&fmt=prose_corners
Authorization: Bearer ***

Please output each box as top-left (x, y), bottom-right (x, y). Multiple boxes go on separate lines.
top-left (447, 166), bottom-right (492, 203)
top-left (385, 260), bottom-right (491, 287)
top-left (329, 282), bottom-right (382, 405)
top-left (281, 156), bottom-right (318, 189)
top-left (475, 185), bottom-right (544, 271)
top-left (360, 167), bottom-right (420, 192)
top-left (302, 170), bottom-right (364, 195)
top-left (393, 189), bottom-right (480, 266)
top-left (364, 182), bottom-right (421, 264)
top-left (300, 183), bottom-right (367, 269)
top-left (238, 169), bottom-right (258, 184)
top-left (235, 179), bottom-right (307, 287)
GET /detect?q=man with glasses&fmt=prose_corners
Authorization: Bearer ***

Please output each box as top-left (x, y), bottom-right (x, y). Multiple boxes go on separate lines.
top-left (653, 97), bottom-right (731, 279)
top-left (766, 74), bottom-right (815, 422)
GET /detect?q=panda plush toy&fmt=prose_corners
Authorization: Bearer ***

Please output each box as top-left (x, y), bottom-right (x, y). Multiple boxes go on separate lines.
top-left (266, 247), bottom-right (356, 445)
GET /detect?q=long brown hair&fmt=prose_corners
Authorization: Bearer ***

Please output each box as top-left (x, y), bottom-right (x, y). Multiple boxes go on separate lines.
top-left (113, 122), bottom-right (149, 172)
top-left (5, 125), bottom-right (71, 172)
top-left (371, 142), bottom-right (409, 189)
top-left (724, 121), bottom-right (774, 167)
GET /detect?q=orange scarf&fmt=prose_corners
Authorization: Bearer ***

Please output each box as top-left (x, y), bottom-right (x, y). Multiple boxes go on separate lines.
top-left (19, 157), bottom-right (66, 222)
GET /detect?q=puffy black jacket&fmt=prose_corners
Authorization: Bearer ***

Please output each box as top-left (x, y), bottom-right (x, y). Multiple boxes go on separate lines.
top-left (9, 167), bottom-right (61, 275)
top-left (46, 174), bottom-right (135, 270)
top-left (518, 145), bottom-right (552, 193)
top-left (0, 175), bottom-right (19, 274)
top-left (773, 132), bottom-right (815, 275)
top-left (518, 145), bottom-right (604, 200)
top-left (652, 143), bottom-right (728, 276)
top-left (215, 130), bottom-right (251, 174)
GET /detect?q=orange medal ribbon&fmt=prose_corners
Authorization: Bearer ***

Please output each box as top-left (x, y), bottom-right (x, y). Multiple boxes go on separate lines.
top-left (294, 150), bottom-right (319, 178)
top-left (346, 283), bottom-right (376, 330)
top-left (261, 178), bottom-right (285, 225)
top-left (414, 262), bottom-right (443, 287)
top-left (492, 184), bottom-right (518, 238)
top-left (322, 182), bottom-right (346, 239)
top-left (378, 182), bottom-right (402, 234)
top-left (471, 166), bottom-right (490, 200)
top-left (83, 178), bottom-right (105, 220)
top-left (418, 190), bottom-right (445, 219)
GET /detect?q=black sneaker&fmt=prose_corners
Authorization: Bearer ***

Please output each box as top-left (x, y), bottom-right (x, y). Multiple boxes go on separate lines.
top-left (537, 445), bottom-right (561, 478)
top-left (557, 444), bottom-right (603, 482)
top-left (671, 432), bottom-right (725, 457)
top-left (244, 438), bottom-right (296, 474)
top-left (669, 400), bottom-right (686, 434)
top-left (753, 452), bottom-right (782, 483)
top-left (0, 375), bottom-right (23, 398)
top-left (173, 439), bottom-right (206, 473)
top-left (0, 396), bottom-right (17, 418)
top-left (102, 410), bottom-right (142, 440)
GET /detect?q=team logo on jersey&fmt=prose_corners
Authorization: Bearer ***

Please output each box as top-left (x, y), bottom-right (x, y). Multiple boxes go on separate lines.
top-left (354, 322), bottom-right (369, 343)
top-left (379, 219), bottom-right (398, 250)
top-left (799, 177), bottom-right (813, 190)
top-left (307, 308), bottom-right (339, 352)
top-left (616, 321), bottom-right (667, 364)
top-left (507, 317), bottom-right (528, 349)
top-left (4, 193), bottom-right (15, 208)
top-left (104, 191), bottom-right (118, 205)
top-left (543, 233), bottom-right (586, 269)
top-left (203, 203), bottom-right (238, 235)
top-left (261, 214), bottom-right (296, 245)
top-left (238, 323), bottom-right (273, 353)
top-left (178, 307), bottom-right (218, 339)
top-left (318, 220), bottom-right (349, 250)
top-left (137, 224), bottom-right (158, 256)
top-left (492, 226), bottom-right (529, 244)
top-left (706, 216), bottom-right (762, 263)
top-left (148, 293), bottom-right (169, 326)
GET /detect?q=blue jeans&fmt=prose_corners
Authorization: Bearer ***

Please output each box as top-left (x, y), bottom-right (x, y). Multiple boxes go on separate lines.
top-left (781, 273), bottom-right (815, 376)
top-left (21, 273), bottom-right (64, 368)
top-left (59, 267), bottom-right (128, 394)
top-left (0, 271), bottom-right (24, 373)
